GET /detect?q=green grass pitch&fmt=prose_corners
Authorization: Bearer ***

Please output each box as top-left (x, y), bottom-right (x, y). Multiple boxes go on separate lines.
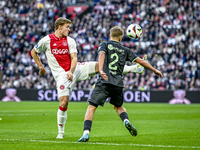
top-left (0, 101), bottom-right (200, 150)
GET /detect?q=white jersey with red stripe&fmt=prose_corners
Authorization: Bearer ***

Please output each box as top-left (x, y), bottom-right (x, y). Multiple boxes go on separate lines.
top-left (34, 33), bottom-right (77, 78)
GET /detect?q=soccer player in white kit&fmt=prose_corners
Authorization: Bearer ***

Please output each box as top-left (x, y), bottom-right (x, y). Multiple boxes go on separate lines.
top-left (31, 17), bottom-right (145, 139)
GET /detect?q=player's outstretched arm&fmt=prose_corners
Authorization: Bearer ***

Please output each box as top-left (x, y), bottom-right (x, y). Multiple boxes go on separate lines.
top-left (135, 57), bottom-right (163, 78)
top-left (31, 48), bottom-right (46, 76)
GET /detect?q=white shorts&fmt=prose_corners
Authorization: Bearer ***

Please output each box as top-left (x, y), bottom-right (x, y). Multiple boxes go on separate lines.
top-left (56, 61), bottom-right (96, 98)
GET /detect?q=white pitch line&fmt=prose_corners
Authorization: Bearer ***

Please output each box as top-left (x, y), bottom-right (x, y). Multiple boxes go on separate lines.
top-left (0, 139), bottom-right (199, 149)
top-left (0, 110), bottom-right (46, 112)
top-left (0, 114), bottom-right (32, 116)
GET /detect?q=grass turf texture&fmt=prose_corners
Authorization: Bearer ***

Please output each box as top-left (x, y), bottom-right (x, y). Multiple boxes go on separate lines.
top-left (0, 102), bottom-right (200, 150)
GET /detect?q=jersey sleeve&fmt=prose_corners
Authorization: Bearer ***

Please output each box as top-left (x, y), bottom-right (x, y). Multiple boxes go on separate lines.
top-left (98, 42), bottom-right (107, 54)
top-left (34, 36), bottom-right (48, 53)
top-left (68, 37), bottom-right (78, 54)
top-left (126, 49), bottom-right (138, 63)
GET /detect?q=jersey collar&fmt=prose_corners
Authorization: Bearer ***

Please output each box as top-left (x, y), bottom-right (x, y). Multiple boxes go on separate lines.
top-left (53, 33), bottom-right (67, 40)
top-left (110, 40), bottom-right (121, 44)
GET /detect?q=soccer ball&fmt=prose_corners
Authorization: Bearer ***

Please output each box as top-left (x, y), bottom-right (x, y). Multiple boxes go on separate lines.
top-left (126, 24), bottom-right (142, 39)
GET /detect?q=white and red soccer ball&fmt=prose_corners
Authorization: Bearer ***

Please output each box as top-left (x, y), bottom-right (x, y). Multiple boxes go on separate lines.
top-left (126, 24), bottom-right (142, 39)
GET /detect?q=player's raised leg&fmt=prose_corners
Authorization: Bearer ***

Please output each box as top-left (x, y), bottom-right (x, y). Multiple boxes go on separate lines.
top-left (86, 61), bottom-right (146, 77)
top-left (123, 54), bottom-right (147, 74)
top-left (76, 55), bottom-right (147, 82)
top-left (90, 61), bottom-right (99, 76)
top-left (88, 54), bottom-right (147, 77)
top-left (75, 62), bottom-right (97, 82)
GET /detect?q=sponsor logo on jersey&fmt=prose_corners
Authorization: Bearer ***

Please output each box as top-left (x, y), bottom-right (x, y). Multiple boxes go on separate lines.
top-left (63, 41), bottom-right (68, 46)
top-left (52, 49), bottom-right (69, 54)
top-left (60, 85), bottom-right (65, 90)
top-left (108, 44), bottom-right (124, 53)
top-left (53, 43), bottom-right (57, 46)
top-left (108, 44), bottom-right (114, 50)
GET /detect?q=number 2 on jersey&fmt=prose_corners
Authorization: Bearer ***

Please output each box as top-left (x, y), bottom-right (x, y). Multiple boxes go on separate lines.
top-left (109, 53), bottom-right (118, 70)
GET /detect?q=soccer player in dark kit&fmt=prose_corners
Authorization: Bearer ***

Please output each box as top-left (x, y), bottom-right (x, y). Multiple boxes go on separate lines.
top-left (78, 26), bottom-right (163, 142)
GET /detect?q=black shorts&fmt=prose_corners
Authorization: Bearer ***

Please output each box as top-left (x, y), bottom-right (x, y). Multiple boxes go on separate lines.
top-left (88, 82), bottom-right (123, 107)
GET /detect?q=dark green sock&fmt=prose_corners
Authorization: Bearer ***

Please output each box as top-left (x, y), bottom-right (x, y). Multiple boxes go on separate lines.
top-left (84, 120), bottom-right (92, 131)
top-left (120, 112), bottom-right (129, 122)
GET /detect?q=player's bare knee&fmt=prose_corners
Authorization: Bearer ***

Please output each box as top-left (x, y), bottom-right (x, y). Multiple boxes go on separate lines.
top-left (60, 101), bottom-right (68, 108)
top-left (114, 105), bottom-right (126, 113)
top-left (119, 106), bottom-right (126, 112)
top-left (59, 96), bottom-right (69, 108)
top-left (123, 107), bottom-right (127, 112)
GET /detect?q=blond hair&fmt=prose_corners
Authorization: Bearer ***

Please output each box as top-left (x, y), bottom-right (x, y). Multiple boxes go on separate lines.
top-left (110, 26), bottom-right (124, 38)
top-left (54, 17), bottom-right (72, 30)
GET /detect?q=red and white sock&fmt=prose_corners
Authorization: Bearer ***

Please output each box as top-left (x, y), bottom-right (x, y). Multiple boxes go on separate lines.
top-left (57, 106), bottom-right (67, 134)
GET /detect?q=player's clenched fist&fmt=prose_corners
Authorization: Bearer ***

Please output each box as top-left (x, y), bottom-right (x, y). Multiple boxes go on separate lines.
top-left (39, 66), bottom-right (46, 76)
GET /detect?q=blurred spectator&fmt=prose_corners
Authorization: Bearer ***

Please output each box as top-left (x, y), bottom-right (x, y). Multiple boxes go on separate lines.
top-left (1, 0), bottom-right (200, 91)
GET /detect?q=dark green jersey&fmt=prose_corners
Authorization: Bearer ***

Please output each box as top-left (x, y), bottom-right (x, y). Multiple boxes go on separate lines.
top-left (98, 40), bottom-right (138, 87)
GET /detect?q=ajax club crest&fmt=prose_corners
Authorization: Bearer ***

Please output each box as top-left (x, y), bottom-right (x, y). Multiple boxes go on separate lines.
top-left (63, 41), bottom-right (68, 46)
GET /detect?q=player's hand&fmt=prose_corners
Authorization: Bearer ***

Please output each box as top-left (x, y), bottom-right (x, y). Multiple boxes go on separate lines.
top-left (100, 70), bottom-right (108, 81)
top-left (154, 69), bottom-right (163, 78)
top-left (39, 66), bottom-right (46, 76)
top-left (67, 71), bottom-right (73, 82)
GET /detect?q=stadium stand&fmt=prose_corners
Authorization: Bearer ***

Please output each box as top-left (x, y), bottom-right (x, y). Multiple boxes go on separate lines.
top-left (0, 0), bottom-right (200, 90)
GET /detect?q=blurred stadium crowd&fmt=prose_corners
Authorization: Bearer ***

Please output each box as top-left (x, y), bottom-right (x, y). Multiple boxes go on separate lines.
top-left (1, 0), bottom-right (200, 91)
